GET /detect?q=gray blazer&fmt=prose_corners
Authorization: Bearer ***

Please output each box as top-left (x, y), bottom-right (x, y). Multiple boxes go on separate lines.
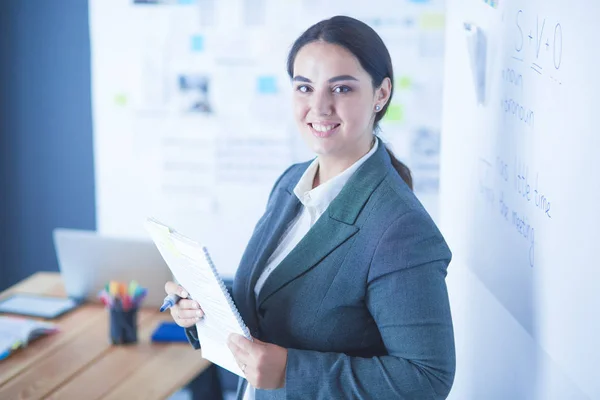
top-left (188, 138), bottom-right (455, 399)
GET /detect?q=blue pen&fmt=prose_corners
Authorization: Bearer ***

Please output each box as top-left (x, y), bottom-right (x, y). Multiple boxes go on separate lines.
top-left (159, 294), bottom-right (181, 312)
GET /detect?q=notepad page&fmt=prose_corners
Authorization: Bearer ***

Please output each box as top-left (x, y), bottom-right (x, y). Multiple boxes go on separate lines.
top-left (0, 317), bottom-right (56, 355)
top-left (145, 220), bottom-right (248, 377)
top-left (0, 318), bottom-right (32, 353)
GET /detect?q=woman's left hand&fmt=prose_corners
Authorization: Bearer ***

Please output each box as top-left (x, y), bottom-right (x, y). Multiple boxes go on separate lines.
top-left (227, 334), bottom-right (288, 389)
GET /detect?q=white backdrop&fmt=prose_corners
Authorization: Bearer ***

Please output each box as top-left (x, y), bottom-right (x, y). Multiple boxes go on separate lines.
top-left (441, 0), bottom-right (600, 398)
top-left (89, 0), bottom-right (446, 278)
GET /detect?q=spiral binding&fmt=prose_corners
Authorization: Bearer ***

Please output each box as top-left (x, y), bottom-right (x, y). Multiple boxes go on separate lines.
top-left (201, 247), bottom-right (252, 339)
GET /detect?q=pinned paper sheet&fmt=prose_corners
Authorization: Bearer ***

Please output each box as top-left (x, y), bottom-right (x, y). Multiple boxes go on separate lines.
top-left (464, 22), bottom-right (487, 105)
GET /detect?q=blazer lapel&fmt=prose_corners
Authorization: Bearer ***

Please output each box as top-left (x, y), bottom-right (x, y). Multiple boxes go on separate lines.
top-left (256, 214), bottom-right (358, 306)
top-left (244, 187), bottom-right (302, 320)
top-left (256, 138), bottom-right (392, 307)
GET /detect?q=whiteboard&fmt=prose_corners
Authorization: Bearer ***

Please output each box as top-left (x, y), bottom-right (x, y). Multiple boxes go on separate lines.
top-left (440, 0), bottom-right (599, 398)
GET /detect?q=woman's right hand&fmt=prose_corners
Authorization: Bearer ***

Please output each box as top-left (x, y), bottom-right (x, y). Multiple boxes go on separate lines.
top-left (164, 281), bottom-right (204, 328)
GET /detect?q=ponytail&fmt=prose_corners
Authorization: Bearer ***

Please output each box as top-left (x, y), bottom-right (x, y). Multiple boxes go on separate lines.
top-left (384, 145), bottom-right (413, 190)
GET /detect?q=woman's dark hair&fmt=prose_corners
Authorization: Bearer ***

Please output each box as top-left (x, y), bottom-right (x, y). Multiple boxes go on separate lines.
top-left (286, 15), bottom-right (413, 190)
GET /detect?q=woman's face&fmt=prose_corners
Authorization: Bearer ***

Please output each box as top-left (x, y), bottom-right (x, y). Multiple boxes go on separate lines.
top-left (292, 41), bottom-right (390, 162)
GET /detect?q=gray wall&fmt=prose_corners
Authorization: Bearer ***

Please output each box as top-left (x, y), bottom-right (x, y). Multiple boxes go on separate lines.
top-left (0, 0), bottom-right (96, 291)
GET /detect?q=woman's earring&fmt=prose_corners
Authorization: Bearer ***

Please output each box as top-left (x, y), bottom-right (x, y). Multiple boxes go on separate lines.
top-left (375, 105), bottom-right (381, 112)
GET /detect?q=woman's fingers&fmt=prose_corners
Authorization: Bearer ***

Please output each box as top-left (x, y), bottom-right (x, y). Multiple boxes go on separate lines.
top-left (177, 299), bottom-right (203, 318)
top-left (171, 310), bottom-right (197, 327)
top-left (165, 281), bottom-right (202, 327)
top-left (175, 307), bottom-right (204, 319)
top-left (177, 318), bottom-right (198, 327)
top-left (164, 281), bottom-right (179, 294)
top-left (164, 281), bottom-right (188, 298)
top-left (178, 299), bottom-right (201, 310)
top-left (170, 305), bottom-right (203, 327)
top-left (171, 298), bottom-right (204, 322)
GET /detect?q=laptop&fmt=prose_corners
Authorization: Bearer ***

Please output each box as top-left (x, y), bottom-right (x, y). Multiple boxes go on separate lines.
top-left (52, 228), bottom-right (173, 308)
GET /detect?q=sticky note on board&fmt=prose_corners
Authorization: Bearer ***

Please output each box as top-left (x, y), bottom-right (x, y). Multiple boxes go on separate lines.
top-left (385, 104), bottom-right (404, 122)
top-left (419, 13), bottom-right (445, 30)
top-left (257, 76), bottom-right (277, 94)
top-left (114, 94), bottom-right (127, 106)
top-left (191, 35), bottom-right (204, 52)
top-left (483, 0), bottom-right (499, 8)
top-left (396, 76), bottom-right (412, 90)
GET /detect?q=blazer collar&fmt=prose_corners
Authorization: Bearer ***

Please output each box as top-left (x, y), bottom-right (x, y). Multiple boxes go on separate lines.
top-left (285, 136), bottom-right (392, 217)
top-left (254, 137), bottom-right (393, 307)
top-left (324, 137), bottom-right (391, 225)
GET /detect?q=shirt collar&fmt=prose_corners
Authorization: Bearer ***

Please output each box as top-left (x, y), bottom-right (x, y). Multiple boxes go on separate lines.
top-left (293, 138), bottom-right (380, 216)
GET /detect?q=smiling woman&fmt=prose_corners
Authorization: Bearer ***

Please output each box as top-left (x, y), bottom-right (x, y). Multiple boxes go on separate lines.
top-left (167, 15), bottom-right (455, 400)
top-left (287, 15), bottom-right (413, 189)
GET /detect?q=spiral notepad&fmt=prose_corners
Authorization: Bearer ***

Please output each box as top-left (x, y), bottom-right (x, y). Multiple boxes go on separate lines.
top-left (200, 245), bottom-right (251, 339)
top-left (145, 218), bottom-right (250, 377)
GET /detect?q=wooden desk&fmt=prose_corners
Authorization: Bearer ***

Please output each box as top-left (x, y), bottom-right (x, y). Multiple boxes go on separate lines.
top-left (0, 272), bottom-right (211, 399)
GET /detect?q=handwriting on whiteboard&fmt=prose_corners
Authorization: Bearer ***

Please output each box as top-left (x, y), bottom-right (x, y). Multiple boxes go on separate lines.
top-left (514, 10), bottom-right (562, 84)
top-left (478, 155), bottom-right (554, 268)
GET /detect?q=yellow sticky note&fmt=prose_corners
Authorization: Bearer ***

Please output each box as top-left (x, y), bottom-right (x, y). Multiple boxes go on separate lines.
top-left (164, 238), bottom-right (180, 256)
top-left (114, 94), bottom-right (127, 106)
top-left (420, 13), bottom-right (445, 30)
top-left (396, 76), bottom-right (412, 90)
top-left (147, 219), bottom-right (180, 256)
top-left (385, 104), bottom-right (404, 122)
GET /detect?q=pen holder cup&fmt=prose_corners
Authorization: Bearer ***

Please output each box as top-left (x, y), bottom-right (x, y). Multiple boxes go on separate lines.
top-left (109, 307), bottom-right (138, 345)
